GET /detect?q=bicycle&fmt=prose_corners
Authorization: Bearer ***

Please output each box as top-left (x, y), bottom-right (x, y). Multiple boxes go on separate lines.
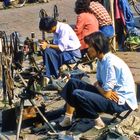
top-left (0, 0), bottom-right (26, 8)
top-left (129, 0), bottom-right (140, 15)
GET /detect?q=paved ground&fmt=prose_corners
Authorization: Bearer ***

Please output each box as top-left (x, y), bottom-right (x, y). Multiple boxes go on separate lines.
top-left (0, 1), bottom-right (140, 139)
top-left (0, 0), bottom-right (76, 38)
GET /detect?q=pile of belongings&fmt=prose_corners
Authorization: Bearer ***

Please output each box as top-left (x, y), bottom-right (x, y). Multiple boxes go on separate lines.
top-left (124, 35), bottom-right (140, 51)
top-left (124, 26), bottom-right (140, 51)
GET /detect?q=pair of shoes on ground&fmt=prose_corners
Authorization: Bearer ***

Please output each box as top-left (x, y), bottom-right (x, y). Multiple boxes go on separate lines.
top-left (59, 116), bottom-right (105, 130)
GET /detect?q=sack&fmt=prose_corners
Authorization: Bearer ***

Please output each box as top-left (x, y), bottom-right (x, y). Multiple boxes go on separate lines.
top-left (97, 128), bottom-right (129, 140)
top-left (116, 115), bottom-right (140, 138)
top-left (2, 108), bottom-right (17, 132)
top-left (2, 106), bottom-right (45, 132)
top-left (124, 35), bottom-right (140, 51)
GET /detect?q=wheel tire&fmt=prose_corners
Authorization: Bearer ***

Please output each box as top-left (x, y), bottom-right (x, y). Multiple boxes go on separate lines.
top-left (133, 2), bottom-right (140, 15)
top-left (129, 0), bottom-right (140, 15)
top-left (11, 0), bottom-right (26, 8)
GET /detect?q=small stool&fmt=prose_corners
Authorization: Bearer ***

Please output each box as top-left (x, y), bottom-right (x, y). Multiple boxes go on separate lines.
top-left (110, 109), bottom-right (132, 124)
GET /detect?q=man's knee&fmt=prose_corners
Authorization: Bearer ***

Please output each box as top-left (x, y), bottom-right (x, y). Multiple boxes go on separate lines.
top-left (67, 78), bottom-right (79, 85)
top-left (72, 89), bottom-right (85, 102)
top-left (67, 89), bottom-right (81, 106)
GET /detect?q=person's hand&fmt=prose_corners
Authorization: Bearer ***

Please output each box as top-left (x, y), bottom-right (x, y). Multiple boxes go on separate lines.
top-left (109, 91), bottom-right (119, 103)
top-left (104, 91), bottom-right (119, 103)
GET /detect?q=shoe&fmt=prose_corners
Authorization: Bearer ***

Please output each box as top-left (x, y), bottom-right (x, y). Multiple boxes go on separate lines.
top-left (94, 117), bottom-right (105, 130)
top-left (43, 77), bottom-right (50, 87)
top-left (59, 115), bottom-right (72, 127)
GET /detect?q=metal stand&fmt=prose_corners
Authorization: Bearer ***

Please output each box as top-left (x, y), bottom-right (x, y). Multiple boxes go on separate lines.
top-left (16, 89), bottom-right (57, 140)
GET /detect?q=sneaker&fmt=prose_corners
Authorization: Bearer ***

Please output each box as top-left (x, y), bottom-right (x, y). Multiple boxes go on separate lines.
top-left (94, 117), bottom-right (105, 130)
top-left (43, 77), bottom-right (50, 87)
top-left (59, 115), bottom-right (72, 127)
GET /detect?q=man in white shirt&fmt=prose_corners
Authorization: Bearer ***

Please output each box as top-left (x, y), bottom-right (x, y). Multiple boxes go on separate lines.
top-left (39, 17), bottom-right (81, 81)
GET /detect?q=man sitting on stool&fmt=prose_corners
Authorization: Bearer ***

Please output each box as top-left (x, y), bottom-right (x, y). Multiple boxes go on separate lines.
top-left (39, 17), bottom-right (81, 83)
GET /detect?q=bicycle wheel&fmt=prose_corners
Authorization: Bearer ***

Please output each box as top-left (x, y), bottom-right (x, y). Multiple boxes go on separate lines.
top-left (129, 0), bottom-right (140, 15)
top-left (11, 0), bottom-right (26, 8)
top-left (133, 1), bottom-right (140, 15)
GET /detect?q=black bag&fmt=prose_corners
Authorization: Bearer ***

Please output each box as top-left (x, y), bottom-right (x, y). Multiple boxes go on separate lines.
top-left (2, 108), bottom-right (17, 132)
top-left (97, 128), bottom-right (129, 140)
top-left (2, 107), bottom-right (45, 132)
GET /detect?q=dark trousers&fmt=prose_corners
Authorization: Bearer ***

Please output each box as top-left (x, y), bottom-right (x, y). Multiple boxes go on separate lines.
top-left (60, 78), bottom-right (130, 119)
top-left (43, 48), bottom-right (77, 78)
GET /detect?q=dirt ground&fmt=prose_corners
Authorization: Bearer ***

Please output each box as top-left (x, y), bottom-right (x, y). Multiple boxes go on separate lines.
top-left (0, 0), bottom-right (140, 139)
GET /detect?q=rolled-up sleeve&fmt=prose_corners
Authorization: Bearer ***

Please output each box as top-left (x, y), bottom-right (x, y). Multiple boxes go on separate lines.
top-left (102, 63), bottom-right (117, 91)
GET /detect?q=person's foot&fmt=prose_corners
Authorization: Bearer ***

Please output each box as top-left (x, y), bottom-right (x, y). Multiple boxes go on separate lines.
top-left (94, 117), bottom-right (105, 129)
top-left (43, 77), bottom-right (50, 87)
top-left (59, 114), bottom-right (72, 127)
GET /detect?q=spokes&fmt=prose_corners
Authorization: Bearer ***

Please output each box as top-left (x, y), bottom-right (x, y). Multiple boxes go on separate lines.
top-left (11, 0), bottom-right (26, 8)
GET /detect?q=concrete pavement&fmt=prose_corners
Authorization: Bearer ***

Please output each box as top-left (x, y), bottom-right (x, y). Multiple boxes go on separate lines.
top-left (0, 1), bottom-right (140, 139)
top-left (0, 0), bottom-right (76, 38)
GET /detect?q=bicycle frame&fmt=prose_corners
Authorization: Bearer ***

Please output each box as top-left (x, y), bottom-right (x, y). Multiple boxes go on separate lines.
top-left (3, 0), bottom-right (26, 8)
top-left (129, 0), bottom-right (140, 15)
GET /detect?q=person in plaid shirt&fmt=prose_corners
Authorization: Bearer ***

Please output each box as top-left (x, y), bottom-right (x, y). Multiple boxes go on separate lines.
top-left (90, 0), bottom-right (114, 38)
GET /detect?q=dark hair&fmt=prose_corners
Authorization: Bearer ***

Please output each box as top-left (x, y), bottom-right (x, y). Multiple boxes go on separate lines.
top-left (39, 16), bottom-right (57, 32)
top-left (75, 0), bottom-right (91, 14)
top-left (84, 31), bottom-right (110, 54)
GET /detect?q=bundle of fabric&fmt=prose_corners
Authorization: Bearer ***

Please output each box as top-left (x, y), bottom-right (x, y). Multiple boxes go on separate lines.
top-left (124, 35), bottom-right (140, 51)
top-left (116, 115), bottom-right (140, 139)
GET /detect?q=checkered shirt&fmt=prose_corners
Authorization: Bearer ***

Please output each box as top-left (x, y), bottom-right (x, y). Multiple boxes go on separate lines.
top-left (90, 1), bottom-right (112, 27)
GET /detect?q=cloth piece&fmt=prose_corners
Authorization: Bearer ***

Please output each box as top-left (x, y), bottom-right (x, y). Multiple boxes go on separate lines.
top-left (116, 115), bottom-right (140, 138)
top-left (115, 0), bottom-right (126, 25)
top-left (128, 27), bottom-right (140, 36)
top-left (3, 0), bottom-right (10, 7)
top-left (118, 0), bottom-right (135, 31)
top-left (99, 25), bottom-right (114, 38)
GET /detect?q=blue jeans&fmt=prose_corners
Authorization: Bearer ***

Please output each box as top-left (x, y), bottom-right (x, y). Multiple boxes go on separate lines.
top-left (100, 25), bottom-right (114, 38)
top-left (43, 48), bottom-right (81, 78)
top-left (3, 0), bottom-right (10, 7)
top-left (60, 78), bottom-right (130, 119)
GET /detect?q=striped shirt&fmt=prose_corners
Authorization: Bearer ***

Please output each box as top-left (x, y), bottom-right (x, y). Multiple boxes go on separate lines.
top-left (90, 1), bottom-right (112, 27)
